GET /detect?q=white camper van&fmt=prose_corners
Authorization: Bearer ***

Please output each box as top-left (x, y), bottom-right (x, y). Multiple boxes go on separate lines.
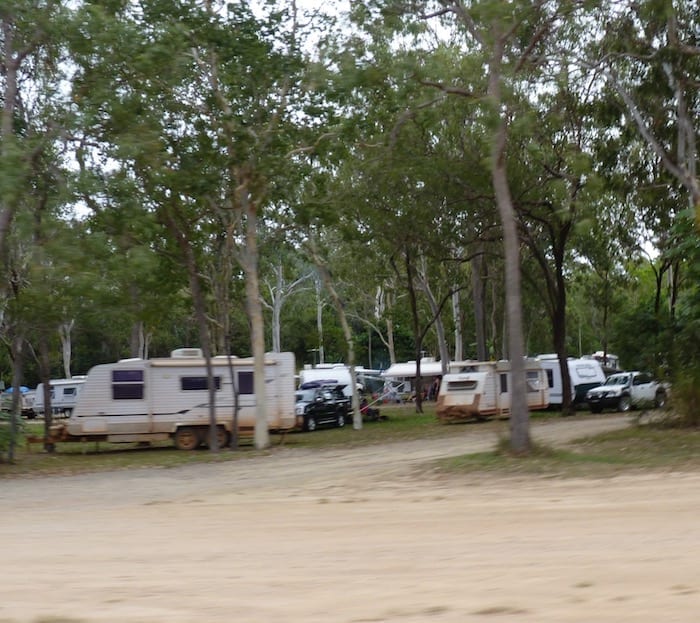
top-left (52, 349), bottom-right (296, 449)
top-left (33, 377), bottom-right (86, 417)
top-left (436, 359), bottom-right (549, 423)
top-left (536, 355), bottom-right (606, 407)
top-left (298, 363), bottom-right (382, 397)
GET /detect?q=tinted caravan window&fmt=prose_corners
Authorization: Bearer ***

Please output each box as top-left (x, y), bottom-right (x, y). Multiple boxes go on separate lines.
top-left (112, 370), bottom-right (144, 400)
top-left (180, 376), bottom-right (221, 391)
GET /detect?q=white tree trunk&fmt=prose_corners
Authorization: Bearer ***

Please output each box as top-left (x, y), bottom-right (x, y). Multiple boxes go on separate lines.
top-left (452, 288), bottom-right (463, 362)
top-left (58, 320), bottom-right (74, 378)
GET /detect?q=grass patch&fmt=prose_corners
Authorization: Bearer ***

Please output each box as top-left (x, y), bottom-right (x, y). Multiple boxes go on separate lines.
top-left (1, 403), bottom-right (460, 477)
top-left (435, 425), bottom-right (700, 478)
top-left (4, 404), bottom-right (699, 480)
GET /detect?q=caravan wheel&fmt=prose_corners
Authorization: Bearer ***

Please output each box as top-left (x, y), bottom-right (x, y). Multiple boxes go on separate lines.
top-left (215, 427), bottom-right (230, 448)
top-left (174, 427), bottom-right (201, 451)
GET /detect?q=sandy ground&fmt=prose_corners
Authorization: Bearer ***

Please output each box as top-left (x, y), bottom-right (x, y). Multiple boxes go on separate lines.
top-left (2, 414), bottom-right (700, 623)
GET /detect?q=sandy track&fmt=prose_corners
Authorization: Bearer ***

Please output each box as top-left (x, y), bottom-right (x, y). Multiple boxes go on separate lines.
top-left (2, 414), bottom-right (699, 623)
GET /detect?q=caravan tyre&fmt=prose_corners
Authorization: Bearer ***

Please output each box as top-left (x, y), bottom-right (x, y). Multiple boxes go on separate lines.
top-left (215, 427), bottom-right (230, 449)
top-left (174, 427), bottom-right (201, 451)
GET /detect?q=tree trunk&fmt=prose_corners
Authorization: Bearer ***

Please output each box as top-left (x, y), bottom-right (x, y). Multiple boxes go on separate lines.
top-left (452, 288), bottom-right (463, 362)
top-left (58, 320), bottom-right (74, 378)
top-left (0, 24), bottom-right (21, 259)
top-left (404, 250), bottom-right (424, 413)
top-left (315, 276), bottom-right (325, 364)
top-left (417, 259), bottom-right (451, 374)
top-left (163, 210), bottom-right (219, 452)
top-left (309, 244), bottom-right (362, 429)
top-left (38, 335), bottom-right (54, 453)
top-left (471, 251), bottom-right (488, 361)
top-left (6, 336), bottom-right (25, 463)
top-left (241, 193), bottom-right (269, 450)
top-left (488, 34), bottom-right (530, 454)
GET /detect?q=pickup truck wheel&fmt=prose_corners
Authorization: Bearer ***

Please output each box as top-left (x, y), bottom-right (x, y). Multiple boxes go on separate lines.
top-left (174, 427), bottom-right (201, 451)
top-left (304, 415), bottom-right (317, 432)
top-left (617, 395), bottom-right (631, 412)
top-left (336, 412), bottom-right (346, 428)
top-left (655, 391), bottom-right (667, 408)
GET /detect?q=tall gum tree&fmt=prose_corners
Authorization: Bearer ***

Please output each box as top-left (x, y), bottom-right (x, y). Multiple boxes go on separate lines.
top-left (69, 1), bottom-right (314, 450)
top-left (587, 1), bottom-right (700, 219)
top-left (357, 0), bottom-right (595, 451)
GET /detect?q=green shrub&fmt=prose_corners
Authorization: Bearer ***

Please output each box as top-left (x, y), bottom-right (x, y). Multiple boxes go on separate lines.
top-left (668, 368), bottom-right (700, 427)
top-left (0, 411), bottom-right (25, 462)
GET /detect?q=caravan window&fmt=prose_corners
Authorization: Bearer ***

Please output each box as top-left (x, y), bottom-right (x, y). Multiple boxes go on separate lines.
top-left (574, 364), bottom-right (598, 379)
top-left (526, 370), bottom-right (541, 392)
top-left (238, 371), bottom-right (254, 395)
top-left (112, 370), bottom-right (144, 400)
top-left (63, 387), bottom-right (76, 396)
top-left (180, 376), bottom-right (221, 391)
top-left (447, 379), bottom-right (477, 391)
top-left (500, 373), bottom-right (508, 393)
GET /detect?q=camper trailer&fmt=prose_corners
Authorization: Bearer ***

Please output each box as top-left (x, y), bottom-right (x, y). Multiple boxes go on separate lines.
top-left (586, 351), bottom-right (621, 376)
top-left (0, 387), bottom-right (36, 418)
top-left (298, 364), bottom-right (382, 397)
top-left (436, 359), bottom-right (549, 423)
top-left (381, 358), bottom-right (445, 400)
top-left (536, 355), bottom-right (606, 406)
top-left (33, 377), bottom-right (86, 417)
top-left (51, 349), bottom-right (296, 449)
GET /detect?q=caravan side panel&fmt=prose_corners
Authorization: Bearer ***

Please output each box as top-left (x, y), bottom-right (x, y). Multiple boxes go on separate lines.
top-left (69, 360), bottom-right (151, 435)
top-left (68, 352), bottom-right (297, 439)
top-left (265, 351), bottom-right (296, 430)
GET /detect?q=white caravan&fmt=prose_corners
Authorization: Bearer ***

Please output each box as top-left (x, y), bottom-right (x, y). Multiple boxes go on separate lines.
top-left (33, 377), bottom-right (86, 417)
top-left (436, 359), bottom-right (549, 423)
top-left (585, 351), bottom-right (622, 376)
top-left (53, 349), bottom-right (296, 449)
top-left (0, 387), bottom-right (36, 418)
top-left (299, 364), bottom-right (357, 397)
top-left (381, 357), bottom-right (445, 399)
top-left (536, 355), bottom-right (606, 407)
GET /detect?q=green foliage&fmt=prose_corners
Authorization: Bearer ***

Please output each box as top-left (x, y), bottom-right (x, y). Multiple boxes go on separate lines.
top-left (667, 368), bottom-right (700, 428)
top-left (0, 411), bottom-right (24, 462)
top-left (0, 0), bottom-right (698, 400)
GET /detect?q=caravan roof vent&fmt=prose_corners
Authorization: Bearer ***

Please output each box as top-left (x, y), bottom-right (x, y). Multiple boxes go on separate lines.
top-left (171, 348), bottom-right (203, 358)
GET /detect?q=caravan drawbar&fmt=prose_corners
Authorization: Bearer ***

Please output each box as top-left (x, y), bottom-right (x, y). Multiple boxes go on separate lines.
top-left (49, 349), bottom-right (296, 449)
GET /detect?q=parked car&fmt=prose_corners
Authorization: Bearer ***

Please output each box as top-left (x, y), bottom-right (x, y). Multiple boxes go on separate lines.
top-left (586, 371), bottom-right (667, 413)
top-left (295, 383), bottom-right (351, 431)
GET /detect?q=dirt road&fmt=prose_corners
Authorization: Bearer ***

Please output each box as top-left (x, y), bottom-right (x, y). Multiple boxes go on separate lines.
top-left (2, 414), bottom-right (699, 622)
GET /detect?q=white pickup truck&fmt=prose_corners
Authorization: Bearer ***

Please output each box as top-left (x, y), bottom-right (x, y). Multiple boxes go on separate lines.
top-left (585, 371), bottom-right (667, 413)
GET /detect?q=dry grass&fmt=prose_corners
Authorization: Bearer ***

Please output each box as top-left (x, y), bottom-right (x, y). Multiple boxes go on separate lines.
top-left (3, 403), bottom-right (698, 480)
